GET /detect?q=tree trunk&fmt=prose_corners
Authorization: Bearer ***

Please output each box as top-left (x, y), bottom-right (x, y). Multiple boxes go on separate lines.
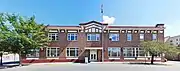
top-left (151, 54), bottom-right (155, 64)
top-left (19, 51), bottom-right (22, 66)
top-left (0, 53), bottom-right (3, 66)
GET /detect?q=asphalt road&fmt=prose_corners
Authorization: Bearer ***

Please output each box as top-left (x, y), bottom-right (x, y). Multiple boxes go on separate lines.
top-left (1, 62), bottom-right (180, 71)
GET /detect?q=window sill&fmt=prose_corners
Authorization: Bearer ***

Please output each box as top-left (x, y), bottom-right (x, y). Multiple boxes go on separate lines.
top-left (66, 57), bottom-right (78, 59)
top-left (67, 40), bottom-right (78, 42)
top-left (108, 57), bottom-right (120, 59)
top-left (87, 40), bottom-right (100, 42)
top-left (46, 58), bottom-right (59, 59)
top-left (26, 58), bottom-right (39, 60)
top-left (124, 58), bottom-right (135, 60)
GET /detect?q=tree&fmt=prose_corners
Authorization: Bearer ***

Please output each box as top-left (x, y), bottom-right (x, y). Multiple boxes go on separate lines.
top-left (141, 41), bottom-right (180, 64)
top-left (0, 13), bottom-right (49, 66)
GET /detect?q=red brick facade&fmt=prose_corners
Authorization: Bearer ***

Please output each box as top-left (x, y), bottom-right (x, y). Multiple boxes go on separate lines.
top-left (22, 21), bottom-right (165, 63)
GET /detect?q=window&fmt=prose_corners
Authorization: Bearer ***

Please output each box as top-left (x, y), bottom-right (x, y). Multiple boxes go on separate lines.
top-left (46, 47), bottom-right (60, 57)
top-left (176, 39), bottom-right (178, 41)
top-left (123, 48), bottom-right (145, 57)
top-left (152, 34), bottom-right (157, 40)
top-left (66, 48), bottom-right (79, 57)
top-left (87, 34), bottom-right (100, 41)
top-left (108, 48), bottom-right (121, 57)
top-left (26, 49), bottom-right (39, 58)
top-left (67, 33), bottom-right (77, 41)
top-left (109, 34), bottom-right (119, 41)
top-left (127, 34), bottom-right (132, 41)
top-left (135, 48), bottom-right (144, 57)
top-left (139, 34), bottom-right (144, 41)
top-left (123, 48), bottom-right (135, 57)
top-left (48, 33), bottom-right (58, 41)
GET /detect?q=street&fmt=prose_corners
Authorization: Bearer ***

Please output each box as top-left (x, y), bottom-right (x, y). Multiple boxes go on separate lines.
top-left (1, 62), bottom-right (180, 71)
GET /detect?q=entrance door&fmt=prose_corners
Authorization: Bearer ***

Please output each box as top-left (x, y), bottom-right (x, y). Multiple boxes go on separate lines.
top-left (90, 49), bottom-right (97, 61)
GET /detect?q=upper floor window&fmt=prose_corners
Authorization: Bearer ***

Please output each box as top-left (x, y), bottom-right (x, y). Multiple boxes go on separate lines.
top-left (46, 47), bottom-right (60, 57)
top-left (87, 34), bottom-right (100, 41)
top-left (67, 33), bottom-right (77, 41)
top-left (48, 33), bottom-right (58, 41)
top-left (66, 48), bottom-right (79, 57)
top-left (139, 34), bottom-right (144, 41)
top-left (109, 34), bottom-right (119, 41)
top-left (127, 34), bottom-right (132, 41)
top-left (108, 47), bottom-right (121, 57)
top-left (152, 34), bottom-right (157, 40)
top-left (176, 39), bottom-right (178, 41)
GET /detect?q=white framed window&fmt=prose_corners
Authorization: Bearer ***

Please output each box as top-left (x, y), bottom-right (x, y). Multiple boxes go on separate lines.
top-left (135, 48), bottom-right (145, 57)
top-left (127, 34), bottom-right (132, 41)
top-left (87, 34), bottom-right (100, 41)
top-left (108, 48), bottom-right (121, 57)
top-left (46, 47), bottom-right (60, 57)
top-left (26, 49), bottom-right (39, 58)
top-left (67, 33), bottom-right (77, 41)
top-left (123, 47), bottom-right (145, 57)
top-left (139, 34), bottom-right (144, 41)
top-left (152, 34), bottom-right (157, 40)
top-left (66, 48), bottom-right (79, 57)
top-left (48, 33), bottom-right (58, 41)
top-left (123, 48), bottom-right (135, 57)
top-left (109, 34), bottom-right (119, 41)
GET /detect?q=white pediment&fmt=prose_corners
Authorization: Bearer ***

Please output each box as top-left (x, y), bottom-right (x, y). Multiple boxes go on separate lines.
top-left (84, 23), bottom-right (103, 32)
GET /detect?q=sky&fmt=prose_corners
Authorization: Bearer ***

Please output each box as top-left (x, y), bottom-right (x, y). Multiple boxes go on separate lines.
top-left (0, 0), bottom-right (180, 37)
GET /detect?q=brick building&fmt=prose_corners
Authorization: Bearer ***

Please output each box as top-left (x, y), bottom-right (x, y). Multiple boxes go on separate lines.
top-left (23, 21), bottom-right (165, 63)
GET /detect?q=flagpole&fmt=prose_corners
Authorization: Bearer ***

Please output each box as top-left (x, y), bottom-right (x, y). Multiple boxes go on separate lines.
top-left (101, 4), bottom-right (104, 62)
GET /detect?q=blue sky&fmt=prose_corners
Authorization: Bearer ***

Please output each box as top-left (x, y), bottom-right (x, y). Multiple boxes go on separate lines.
top-left (0, 0), bottom-right (180, 36)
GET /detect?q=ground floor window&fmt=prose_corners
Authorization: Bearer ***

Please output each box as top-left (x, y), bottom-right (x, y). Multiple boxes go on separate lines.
top-left (26, 49), bottom-right (40, 58)
top-left (46, 47), bottom-right (60, 57)
top-left (108, 47), bottom-right (121, 57)
top-left (123, 47), bottom-right (145, 57)
top-left (66, 48), bottom-right (79, 57)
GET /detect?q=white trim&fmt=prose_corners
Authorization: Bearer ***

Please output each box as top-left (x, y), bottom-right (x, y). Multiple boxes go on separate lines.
top-left (137, 58), bottom-right (147, 60)
top-left (124, 58), bottom-right (135, 60)
top-left (159, 30), bottom-right (163, 33)
top-left (85, 47), bottom-right (103, 49)
top-left (66, 47), bottom-right (79, 57)
top-left (26, 58), bottom-right (39, 60)
top-left (46, 47), bottom-right (60, 57)
top-left (49, 30), bottom-right (58, 32)
top-left (66, 57), bottom-right (78, 59)
top-left (61, 30), bottom-right (65, 32)
top-left (67, 30), bottom-right (78, 32)
top-left (85, 25), bottom-right (102, 30)
top-left (109, 30), bottom-right (119, 32)
top-left (47, 58), bottom-right (59, 59)
top-left (154, 57), bottom-right (161, 60)
top-left (109, 58), bottom-right (120, 59)
top-left (134, 30), bottom-right (138, 33)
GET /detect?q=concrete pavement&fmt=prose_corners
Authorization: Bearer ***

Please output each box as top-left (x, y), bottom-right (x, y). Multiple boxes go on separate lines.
top-left (1, 61), bottom-right (180, 71)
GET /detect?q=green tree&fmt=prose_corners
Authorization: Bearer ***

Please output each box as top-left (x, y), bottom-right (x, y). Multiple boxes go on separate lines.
top-left (141, 41), bottom-right (180, 64)
top-left (0, 13), bottom-right (49, 66)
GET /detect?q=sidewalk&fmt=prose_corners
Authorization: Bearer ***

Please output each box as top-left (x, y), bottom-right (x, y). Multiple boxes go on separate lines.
top-left (24, 61), bottom-right (180, 66)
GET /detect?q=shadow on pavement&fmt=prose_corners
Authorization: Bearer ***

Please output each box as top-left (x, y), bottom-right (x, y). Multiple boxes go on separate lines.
top-left (0, 64), bottom-right (30, 69)
top-left (124, 63), bottom-right (168, 66)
